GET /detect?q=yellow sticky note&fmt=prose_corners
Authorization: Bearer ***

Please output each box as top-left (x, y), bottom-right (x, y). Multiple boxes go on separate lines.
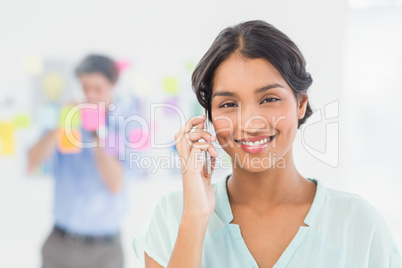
top-left (42, 72), bottom-right (64, 101)
top-left (163, 77), bottom-right (179, 95)
top-left (23, 54), bottom-right (43, 75)
top-left (0, 122), bottom-right (15, 155)
top-left (57, 129), bottom-right (82, 154)
top-left (13, 114), bottom-right (30, 128)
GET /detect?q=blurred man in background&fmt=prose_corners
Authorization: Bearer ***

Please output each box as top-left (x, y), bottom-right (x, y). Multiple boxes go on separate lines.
top-left (29, 54), bottom-right (130, 268)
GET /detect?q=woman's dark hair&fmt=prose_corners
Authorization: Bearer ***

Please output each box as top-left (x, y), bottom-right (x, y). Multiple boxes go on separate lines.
top-left (192, 20), bottom-right (313, 128)
top-left (75, 54), bottom-right (119, 84)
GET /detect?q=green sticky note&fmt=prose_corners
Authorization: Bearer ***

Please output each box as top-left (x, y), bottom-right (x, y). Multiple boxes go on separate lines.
top-left (163, 77), bottom-right (179, 95)
top-left (0, 122), bottom-right (15, 155)
top-left (13, 114), bottom-right (30, 128)
top-left (185, 61), bottom-right (196, 72)
top-left (192, 101), bottom-right (204, 117)
top-left (60, 106), bottom-right (81, 129)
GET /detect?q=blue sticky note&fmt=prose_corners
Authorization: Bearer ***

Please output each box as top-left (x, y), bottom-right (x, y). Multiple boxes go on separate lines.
top-left (37, 104), bottom-right (59, 129)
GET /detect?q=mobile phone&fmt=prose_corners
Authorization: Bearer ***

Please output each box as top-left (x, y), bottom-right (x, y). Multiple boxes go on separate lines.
top-left (204, 109), bottom-right (212, 175)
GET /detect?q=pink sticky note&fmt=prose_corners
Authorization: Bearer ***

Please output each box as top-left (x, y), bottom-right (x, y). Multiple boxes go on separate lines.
top-left (129, 129), bottom-right (150, 151)
top-left (116, 60), bottom-right (130, 72)
top-left (82, 106), bottom-right (106, 131)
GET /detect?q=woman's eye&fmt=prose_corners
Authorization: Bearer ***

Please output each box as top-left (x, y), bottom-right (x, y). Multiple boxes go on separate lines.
top-left (261, 98), bottom-right (280, 104)
top-left (219, 102), bottom-right (238, 108)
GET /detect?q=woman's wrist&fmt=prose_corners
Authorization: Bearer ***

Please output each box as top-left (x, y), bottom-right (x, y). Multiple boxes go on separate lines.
top-left (178, 215), bottom-right (209, 248)
top-left (168, 212), bottom-right (209, 268)
top-left (181, 212), bottom-right (211, 229)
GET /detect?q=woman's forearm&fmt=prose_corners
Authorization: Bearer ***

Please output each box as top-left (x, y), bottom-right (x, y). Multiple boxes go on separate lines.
top-left (167, 215), bottom-right (210, 268)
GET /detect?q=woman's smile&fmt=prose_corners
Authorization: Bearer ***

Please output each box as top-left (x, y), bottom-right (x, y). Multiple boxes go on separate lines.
top-left (235, 134), bottom-right (277, 154)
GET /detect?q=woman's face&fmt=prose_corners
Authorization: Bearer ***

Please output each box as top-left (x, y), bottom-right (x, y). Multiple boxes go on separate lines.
top-left (211, 54), bottom-right (308, 172)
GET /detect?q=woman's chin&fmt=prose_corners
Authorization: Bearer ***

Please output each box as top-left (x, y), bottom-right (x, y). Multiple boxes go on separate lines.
top-left (230, 153), bottom-right (287, 172)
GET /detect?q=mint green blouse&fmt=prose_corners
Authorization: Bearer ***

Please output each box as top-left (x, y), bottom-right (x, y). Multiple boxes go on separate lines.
top-left (132, 177), bottom-right (401, 267)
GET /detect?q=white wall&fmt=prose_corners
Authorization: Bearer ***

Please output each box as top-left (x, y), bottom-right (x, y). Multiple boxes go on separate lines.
top-left (0, 1), bottom-right (401, 267)
top-left (342, 6), bottom-right (402, 248)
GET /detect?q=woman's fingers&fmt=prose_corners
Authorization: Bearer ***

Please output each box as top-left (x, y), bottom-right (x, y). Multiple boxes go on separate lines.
top-left (186, 131), bottom-right (216, 144)
top-left (175, 115), bottom-right (219, 176)
top-left (182, 142), bottom-right (218, 173)
top-left (187, 139), bottom-right (218, 159)
top-left (175, 115), bottom-right (216, 153)
top-left (175, 115), bottom-right (205, 141)
top-left (182, 142), bottom-right (205, 173)
top-left (201, 156), bottom-right (216, 178)
top-left (175, 116), bottom-right (205, 152)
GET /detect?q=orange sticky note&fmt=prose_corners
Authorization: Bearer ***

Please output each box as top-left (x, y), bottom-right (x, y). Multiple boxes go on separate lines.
top-left (57, 129), bottom-right (82, 154)
top-left (0, 122), bottom-right (15, 155)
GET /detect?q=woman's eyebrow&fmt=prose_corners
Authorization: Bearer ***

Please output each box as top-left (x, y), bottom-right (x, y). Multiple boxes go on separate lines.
top-left (255, 83), bottom-right (285, 94)
top-left (212, 91), bottom-right (237, 98)
top-left (212, 84), bottom-right (284, 98)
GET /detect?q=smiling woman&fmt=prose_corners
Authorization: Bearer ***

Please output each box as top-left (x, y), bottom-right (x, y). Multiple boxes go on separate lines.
top-left (132, 20), bottom-right (402, 268)
top-left (210, 56), bottom-right (308, 171)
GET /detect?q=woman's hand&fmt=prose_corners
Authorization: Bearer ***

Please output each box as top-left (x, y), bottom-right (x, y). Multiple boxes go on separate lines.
top-left (164, 115), bottom-right (218, 268)
top-left (175, 115), bottom-right (218, 220)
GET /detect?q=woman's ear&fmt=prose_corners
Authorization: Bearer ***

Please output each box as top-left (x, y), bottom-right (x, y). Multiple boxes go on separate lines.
top-left (297, 93), bottom-right (309, 120)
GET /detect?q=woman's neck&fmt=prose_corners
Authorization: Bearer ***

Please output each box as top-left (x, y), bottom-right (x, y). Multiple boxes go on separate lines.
top-left (227, 149), bottom-right (312, 210)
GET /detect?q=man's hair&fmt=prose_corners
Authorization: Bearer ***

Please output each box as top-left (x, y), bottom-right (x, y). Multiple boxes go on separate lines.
top-left (75, 54), bottom-right (119, 83)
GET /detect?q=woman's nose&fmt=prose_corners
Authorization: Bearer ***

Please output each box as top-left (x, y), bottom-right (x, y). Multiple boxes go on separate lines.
top-left (242, 118), bottom-right (267, 133)
top-left (240, 109), bottom-right (269, 133)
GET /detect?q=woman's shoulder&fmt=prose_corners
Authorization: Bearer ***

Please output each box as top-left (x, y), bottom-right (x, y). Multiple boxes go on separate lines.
top-left (322, 184), bottom-right (381, 221)
top-left (312, 181), bottom-right (402, 266)
top-left (149, 188), bottom-right (183, 221)
top-left (315, 181), bottom-right (393, 241)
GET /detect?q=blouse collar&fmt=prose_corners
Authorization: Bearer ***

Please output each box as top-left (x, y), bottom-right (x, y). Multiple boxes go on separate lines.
top-left (215, 175), bottom-right (326, 227)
